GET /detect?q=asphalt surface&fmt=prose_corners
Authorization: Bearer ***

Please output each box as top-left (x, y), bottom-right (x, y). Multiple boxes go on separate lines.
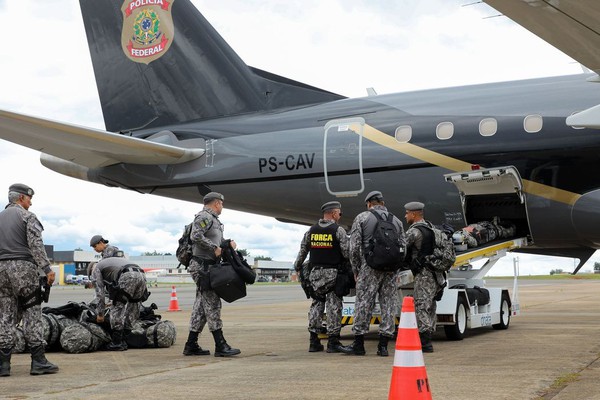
top-left (3, 280), bottom-right (600, 399)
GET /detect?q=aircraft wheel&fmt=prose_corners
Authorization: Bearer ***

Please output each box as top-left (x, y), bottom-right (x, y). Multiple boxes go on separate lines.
top-left (444, 297), bottom-right (468, 340)
top-left (492, 292), bottom-right (511, 330)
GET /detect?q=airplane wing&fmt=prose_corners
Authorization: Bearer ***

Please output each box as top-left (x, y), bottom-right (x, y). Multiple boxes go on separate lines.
top-left (484, 0), bottom-right (600, 74)
top-left (0, 109), bottom-right (204, 168)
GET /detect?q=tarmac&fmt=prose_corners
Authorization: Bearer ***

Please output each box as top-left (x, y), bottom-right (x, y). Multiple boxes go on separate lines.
top-left (2, 279), bottom-right (600, 399)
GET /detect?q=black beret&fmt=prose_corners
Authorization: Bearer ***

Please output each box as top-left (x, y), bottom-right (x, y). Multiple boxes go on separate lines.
top-left (364, 190), bottom-right (383, 203)
top-left (321, 201), bottom-right (341, 212)
top-left (9, 183), bottom-right (34, 197)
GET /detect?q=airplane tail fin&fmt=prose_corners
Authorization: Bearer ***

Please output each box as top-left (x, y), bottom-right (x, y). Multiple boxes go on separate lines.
top-left (79, 0), bottom-right (344, 133)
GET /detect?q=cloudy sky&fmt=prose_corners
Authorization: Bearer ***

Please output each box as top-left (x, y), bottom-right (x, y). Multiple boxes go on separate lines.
top-left (0, 0), bottom-right (596, 275)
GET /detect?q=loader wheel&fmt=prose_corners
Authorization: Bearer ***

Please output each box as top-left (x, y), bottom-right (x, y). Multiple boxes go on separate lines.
top-left (444, 297), bottom-right (468, 340)
top-left (492, 292), bottom-right (511, 330)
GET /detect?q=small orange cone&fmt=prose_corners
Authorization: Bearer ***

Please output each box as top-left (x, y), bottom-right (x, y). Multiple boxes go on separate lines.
top-left (168, 285), bottom-right (182, 312)
top-left (388, 296), bottom-right (432, 400)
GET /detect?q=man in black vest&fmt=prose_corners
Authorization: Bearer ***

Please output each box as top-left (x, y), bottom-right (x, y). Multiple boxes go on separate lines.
top-left (91, 257), bottom-right (149, 351)
top-left (0, 183), bottom-right (58, 376)
top-left (294, 201), bottom-right (350, 353)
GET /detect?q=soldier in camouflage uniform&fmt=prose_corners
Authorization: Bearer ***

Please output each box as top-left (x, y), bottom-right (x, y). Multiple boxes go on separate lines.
top-left (294, 201), bottom-right (350, 353)
top-left (90, 235), bottom-right (123, 258)
top-left (340, 191), bottom-right (405, 357)
top-left (91, 257), bottom-right (148, 351)
top-left (0, 183), bottom-right (59, 376)
top-left (404, 201), bottom-right (441, 353)
top-left (184, 192), bottom-right (241, 357)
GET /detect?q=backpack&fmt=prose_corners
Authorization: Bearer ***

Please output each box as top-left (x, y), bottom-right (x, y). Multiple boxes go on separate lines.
top-left (365, 210), bottom-right (406, 271)
top-left (415, 224), bottom-right (456, 272)
top-left (175, 223), bottom-right (193, 268)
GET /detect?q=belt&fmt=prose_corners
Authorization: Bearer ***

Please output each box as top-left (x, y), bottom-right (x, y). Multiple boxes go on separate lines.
top-left (0, 257), bottom-right (35, 263)
top-left (191, 256), bottom-right (217, 265)
top-left (122, 266), bottom-right (143, 274)
top-left (311, 264), bottom-right (339, 270)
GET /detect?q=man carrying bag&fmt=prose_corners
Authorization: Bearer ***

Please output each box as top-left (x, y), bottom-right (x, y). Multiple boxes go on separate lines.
top-left (183, 192), bottom-right (241, 358)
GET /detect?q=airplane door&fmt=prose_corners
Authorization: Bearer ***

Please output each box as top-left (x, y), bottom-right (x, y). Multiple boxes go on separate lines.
top-left (323, 117), bottom-right (365, 196)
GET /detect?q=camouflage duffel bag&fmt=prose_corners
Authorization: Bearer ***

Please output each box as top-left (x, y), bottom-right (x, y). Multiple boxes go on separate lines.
top-left (126, 320), bottom-right (176, 348)
top-left (59, 322), bottom-right (111, 353)
top-left (146, 320), bottom-right (177, 348)
top-left (42, 314), bottom-right (76, 350)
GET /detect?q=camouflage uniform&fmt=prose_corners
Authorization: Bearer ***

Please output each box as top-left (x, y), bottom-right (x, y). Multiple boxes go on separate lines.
top-left (294, 219), bottom-right (349, 337)
top-left (0, 203), bottom-right (52, 350)
top-left (101, 245), bottom-right (122, 259)
top-left (187, 207), bottom-right (224, 334)
top-left (406, 220), bottom-right (441, 335)
top-left (349, 205), bottom-right (404, 338)
top-left (91, 257), bottom-right (147, 331)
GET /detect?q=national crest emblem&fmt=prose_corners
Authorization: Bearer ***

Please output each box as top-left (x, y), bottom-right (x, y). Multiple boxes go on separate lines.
top-left (121, 0), bottom-right (175, 64)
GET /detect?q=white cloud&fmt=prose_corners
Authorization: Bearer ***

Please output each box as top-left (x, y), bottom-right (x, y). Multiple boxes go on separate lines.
top-left (0, 0), bottom-right (597, 272)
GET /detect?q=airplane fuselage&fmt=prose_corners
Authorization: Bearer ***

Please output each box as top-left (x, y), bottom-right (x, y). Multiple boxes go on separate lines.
top-left (83, 74), bottom-right (600, 255)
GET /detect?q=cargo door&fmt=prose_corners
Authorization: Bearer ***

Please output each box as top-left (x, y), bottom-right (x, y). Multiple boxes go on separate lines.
top-left (444, 166), bottom-right (532, 239)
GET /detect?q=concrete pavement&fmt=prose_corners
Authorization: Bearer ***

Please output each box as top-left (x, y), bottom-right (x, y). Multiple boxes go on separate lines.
top-left (2, 280), bottom-right (600, 399)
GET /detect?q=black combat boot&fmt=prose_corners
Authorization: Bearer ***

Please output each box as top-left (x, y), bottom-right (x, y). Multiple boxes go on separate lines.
top-left (309, 332), bottom-right (324, 352)
top-left (183, 331), bottom-right (210, 356)
top-left (326, 334), bottom-right (344, 353)
top-left (339, 335), bottom-right (366, 356)
top-left (0, 348), bottom-right (11, 377)
top-left (30, 345), bottom-right (59, 375)
top-left (106, 330), bottom-right (127, 351)
top-left (377, 334), bottom-right (390, 357)
top-left (211, 329), bottom-right (241, 357)
top-left (419, 331), bottom-right (434, 353)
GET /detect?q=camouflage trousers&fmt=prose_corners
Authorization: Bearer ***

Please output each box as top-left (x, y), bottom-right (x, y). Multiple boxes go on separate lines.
top-left (413, 268), bottom-right (439, 334)
top-left (110, 271), bottom-right (146, 331)
top-left (188, 259), bottom-right (223, 333)
top-left (352, 266), bottom-right (398, 337)
top-left (0, 260), bottom-right (44, 349)
top-left (308, 291), bottom-right (342, 336)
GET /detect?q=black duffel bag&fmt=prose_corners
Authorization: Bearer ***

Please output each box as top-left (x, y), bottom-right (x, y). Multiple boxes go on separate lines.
top-left (209, 262), bottom-right (247, 303)
top-left (221, 239), bottom-right (256, 284)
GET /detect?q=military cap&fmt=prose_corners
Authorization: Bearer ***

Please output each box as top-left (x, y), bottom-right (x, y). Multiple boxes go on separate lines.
top-left (203, 192), bottom-right (225, 204)
top-left (404, 201), bottom-right (425, 211)
top-left (364, 190), bottom-right (383, 203)
top-left (9, 183), bottom-right (34, 197)
top-left (89, 235), bottom-right (106, 247)
top-left (321, 201), bottom-right (341, 212)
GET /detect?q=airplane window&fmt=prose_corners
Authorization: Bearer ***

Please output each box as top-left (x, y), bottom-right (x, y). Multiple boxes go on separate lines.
top-left (394, 125), bottom-right (412, 142)
top-left (524, 114), bottom-right (543, 133)
top-left (479, 118), bottom-right (497, 136)
top-left (436, 122), bottom-right (454, 140)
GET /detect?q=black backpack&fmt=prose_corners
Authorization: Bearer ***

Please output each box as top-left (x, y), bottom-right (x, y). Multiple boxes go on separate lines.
top-left (175, 223), bottom-right (193, 268)
top-left (365, 210), bottom-right (406, 271)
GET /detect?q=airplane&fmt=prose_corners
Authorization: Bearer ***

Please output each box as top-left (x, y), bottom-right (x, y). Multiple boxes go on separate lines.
top-left (1, 0), bottom-right (600, 272)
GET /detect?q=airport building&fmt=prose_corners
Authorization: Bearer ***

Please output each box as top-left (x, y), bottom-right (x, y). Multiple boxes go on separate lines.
top-left (50, 249), bottom-right (295, 284)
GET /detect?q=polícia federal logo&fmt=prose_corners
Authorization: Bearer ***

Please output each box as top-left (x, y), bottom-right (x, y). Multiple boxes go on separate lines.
top-left (121, 0), bottom-right (175, 64)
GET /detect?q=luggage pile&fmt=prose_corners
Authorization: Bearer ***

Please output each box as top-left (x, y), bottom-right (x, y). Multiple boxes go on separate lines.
top-left (11, 302), bottom-right (176, 354)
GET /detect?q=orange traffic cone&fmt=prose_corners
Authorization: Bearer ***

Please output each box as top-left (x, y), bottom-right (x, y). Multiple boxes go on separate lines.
top-left (388, 296), bottom-right (432, 400)
top-left (168, 285), bottom-right (182, 312)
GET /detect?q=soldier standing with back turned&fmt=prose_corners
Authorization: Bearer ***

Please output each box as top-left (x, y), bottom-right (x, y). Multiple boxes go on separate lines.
top-left (0, 184), bottom-right (58, 377)
top-left (340, 191), bottom-right (405, 357)
top-left (294, 201), bottom-right (350, 353)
